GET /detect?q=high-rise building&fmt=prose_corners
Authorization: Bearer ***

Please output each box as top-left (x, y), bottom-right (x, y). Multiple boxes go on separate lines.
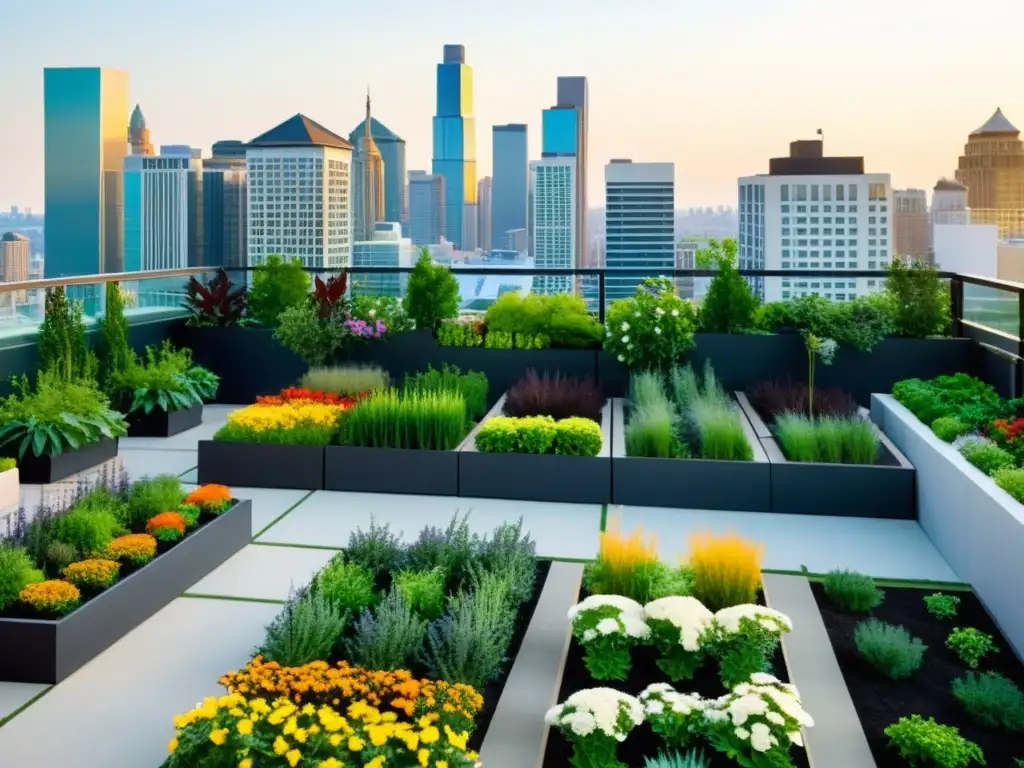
top-left (123, 145), bottom-right (204, 271)
top-left (604, 159), bottom-right (675, 302)
top-left (530, 156), bottom-right (576, 294)
top-left (738, 139), bottom-right (892, 302)
top-left (352, 222), bottom-right (417, 298)
top-left (492, 124), bottom-right (528, 252)
top-left (203, 141), bottom-right (248, 268)
top-left (246, 114), bottom-right (353, 269)
top-left (893, 189), bottom-right (930, 259)
top-left (432, 44), bottom-right (477, 249)
top-left (957, 109), bottom-right (1024, 238)
top-left (556, 77), bottom-right (588, 267)
top-left (477, 176), bottom-right (492, 251)
top-left (128, 104), bottom-right (154, 156)
top-left (932, 178), bottom-right (970, 225)
top-left (349, 114), bottom-right (407, 227)
top-left (351, 91), bottom-right (386, 243)
top-left (44, 67), bottom-right (129, 277)
top-left (0, 232), bottom-right (30, 310)
top-left (408, 170), bottom-right (446, 246)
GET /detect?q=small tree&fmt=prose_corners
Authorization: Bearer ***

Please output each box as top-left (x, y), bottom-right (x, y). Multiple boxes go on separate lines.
top-left (38, 287), bottom-right (73, 381)
top-left (884, 256), bottom-right (950, 338)
top-left (696, 238), bottom-right (758, 333)
top-left (804, 332), bottom-right (837, 417)
top-left (98, 281), bottom-right (131, 393)
top-left (404, 248), bottom-right (460, 330)
top-left (248, 255), bottom-right (311, 327)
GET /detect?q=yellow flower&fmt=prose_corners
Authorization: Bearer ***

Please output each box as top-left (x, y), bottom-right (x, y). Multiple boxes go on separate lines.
top-left (436, 761), bottom-right (449, 768)
top-left (274, 735), bottom-right (290, 755)
top-left (329, 734), bottom-right (343, 747)
top-left (366, 757), bottom-right (386, 768)
top-left (418, 748), bottom-right (429, 767)
top-left (239, 760), bottom-right (253, 768)
top-left (283, 716), bottom-right (298, 735)
top-left (318, 760), bottom-right (344, 768)
top-left (419, 725), bottom-right (439, 744)
top-left (167, 738), bottom-right (178, 753)
top-left (209, 728), bottom-right (229, 746)
top-left (347, 736), bottom-right (365, 751)
top-left (367, 724), bottom-right (391, 747)
top-left (293, 727), bottom-right (308, 743)
top-left (286, 749), bottom-right (302, 767)
top-left (444, 725), bottom-right (468, 751)
top-left (237, 718), bottom-right (253, 735)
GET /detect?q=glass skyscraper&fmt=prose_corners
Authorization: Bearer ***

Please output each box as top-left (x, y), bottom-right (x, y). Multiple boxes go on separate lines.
top-left (349, 118), bottom-right (407, 226)
top-left (542, 108), bottom-right (578, 157)
top-left (44, 67), bottom-right (129, 277)
top-left (492, 124), bottom-right (528, 251)
top-left (432, 44), bottom-right (476, 249)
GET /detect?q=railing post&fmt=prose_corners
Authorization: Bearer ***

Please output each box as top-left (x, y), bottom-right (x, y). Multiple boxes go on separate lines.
top-left (598, 271), bottom-right (606, 324)
top-left (950, 277), bottom-right (964, 338)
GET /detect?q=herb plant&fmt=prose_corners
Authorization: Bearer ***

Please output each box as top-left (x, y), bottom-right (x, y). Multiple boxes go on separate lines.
top-left (346, 588), bottom-right (426, 671)
top-left (855, 619), bottom-right (926, 679)
top-left (952, 672), bottom-right (1024, 731)
top-left (317, 557), bottom-right (377, 615)
top-left (823, 569), bottom-right (885, 612)
top-left (924, 592), bottom-right (961, 620)
top-left (338, 389), bottom-right (468, 450)
top-left (394, 568), bottom-right (446, 619)
top-left (0, 544), bottom-right (44, 610)
top-left (403, 364), bottom-right (488, 422)
top-left (299, 365), bottom-right (389, 396)
top-left (959, 441), bottom-right (1015, 475)
top-left (946, 627), bottom-right (997, 668)
top-left (885, 715), bottom-right (985, 768)
top-left (259, 589), bottom-right (346, 667)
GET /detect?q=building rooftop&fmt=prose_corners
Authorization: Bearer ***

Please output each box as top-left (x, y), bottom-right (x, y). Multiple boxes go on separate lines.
top-left (934, 178), bottom-right (968, 192)
top-left (0, 232), bottom-right (28, 242)
top-left (348, 117), bottom-right (404, 144)
top-left (129, 104), bottom-right (146, 132)
top-left (971, 108), bottom-right (1019, 136)
top-left (248, 114), bottom-right (352, 150)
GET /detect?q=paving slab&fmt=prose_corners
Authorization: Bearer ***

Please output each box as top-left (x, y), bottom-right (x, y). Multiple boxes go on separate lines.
top-left (0, 597), bottom-right (278, 767)
top-left (257, 490), bottom-right (603, 560)
top-left (186, 543), bottom-right (335, 601)
top-left (0, 682), bottom-right (48, 723)
top-left (616, 504), bottom-right (960, 582)
top-left (115, 449), bottom-right (197, 482)
top-left (120, 405), bottom-right (238, 451)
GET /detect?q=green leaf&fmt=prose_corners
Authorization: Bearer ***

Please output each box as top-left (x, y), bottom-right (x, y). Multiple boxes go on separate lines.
top-left (18, 433), bottom-right (33, 459)
top-left (31, 429), bottom-right (47, 457)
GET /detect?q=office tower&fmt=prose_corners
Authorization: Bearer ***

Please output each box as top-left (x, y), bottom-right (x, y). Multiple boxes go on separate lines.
top-left (408, 170), bottom-right (446, 246)
top-left (604, 160), bottom-right (675, 302)
top-left (492, 124), bottom-right (528, 252)
top-left (956, 109), bottom-right (1024, 238)
top-left (506, 228), bottom-right (528, 252)
top-left (557, 76), bottom-right (589, 267)
top-left (0, 232), bottom-right (29, 311)
top-left (738, 138), bottom-right (892, 302)
top-left (675, 239), bottom-right (699, 299)
top-left (432, 44), bottom-right (477, 248)
top-left (931, 176), bottom-right (999, 277)
top-left (477, 176), bottom-right (492, 251)
top-left (203, 141), bottom-right (248, 268)
top-left (44, 67), bottom-right (129, 277)
top-left (932, 178), bottom-right (971, 225)
top-left (128, 104), bottom-right (154, 156)
top-left (531, 156), bottom-right (576, 294)
top-left (352, 222), bottom-right (417, 297)
top-left (351, 91), bottom-right (386, 243)
top-left (893, 189), bottom-right (930, 259)
top-left (246, 114), bottom-right (354, 269)
top-left (349, 111), bottom-right (406, 226)
top-left (123, 146), bottom-right (203, 271)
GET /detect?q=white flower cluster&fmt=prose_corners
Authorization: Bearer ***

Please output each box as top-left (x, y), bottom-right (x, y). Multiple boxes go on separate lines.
top-left (703, 673), bottom-right (814, 753)
top-left (544, 688), bottom-right (645, 740)
top-left (568, 595), bottom-right (651, 643)
top-left (714, 604), bottom-right (793, 637)
top-left (643, 596), bottom-right (715, 651)
top-left (638, 682), bottom-right (706, 718)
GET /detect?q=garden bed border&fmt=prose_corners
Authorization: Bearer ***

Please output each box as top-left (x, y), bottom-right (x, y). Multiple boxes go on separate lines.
top-left (610, 397), bottom-right (772, 511)
top-left (197, 441), bottom-right (325, 491)
top-left (126, 403), bottom-right (204, 438)
top-left (4, 437), bottom-right (119, 485)
top-left (0, 498), bottom-right (252, 684)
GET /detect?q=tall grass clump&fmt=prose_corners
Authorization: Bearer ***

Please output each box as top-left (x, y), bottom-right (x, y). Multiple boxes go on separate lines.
top-left (626, 398), bottom-right (678, 458)
top-left (339, 389), bottom-right (467, 450)
top-left (584, 515), bottom-right (669, 602)
top-left (299, 365), bottom-right (389, 395)
top-left (687, 530), bottom-right (763, 611)
top-left (775, 412), bottom-right (820, 462)
top-left (669, 365), bottom-right (700, 409)
top-left (630, 371), bottom-right (669, 409)
top-left (841, 418), bottom-right (880, 465)
top-left (775, 412), bottom-right (880, 464)
top-left (690, 397), bottom-right (753, 461)
top-left (404, 364), bottom-right (488, 422)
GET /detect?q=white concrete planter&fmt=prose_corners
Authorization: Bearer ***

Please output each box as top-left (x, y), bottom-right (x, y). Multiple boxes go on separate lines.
top-left (871, 393), bottom-right (1024, 661)
top-left (0, 466), bottom-right (19, 510)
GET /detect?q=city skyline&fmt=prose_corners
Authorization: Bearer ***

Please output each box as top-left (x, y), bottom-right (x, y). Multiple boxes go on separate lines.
top-left (1, 1), bottom-right (1021, 211)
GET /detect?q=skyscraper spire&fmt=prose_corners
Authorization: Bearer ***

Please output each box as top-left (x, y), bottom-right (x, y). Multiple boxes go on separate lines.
top-left (352, 86), bottom-right (385, 241)
top-left (365, 87), bottom-right (372, 142)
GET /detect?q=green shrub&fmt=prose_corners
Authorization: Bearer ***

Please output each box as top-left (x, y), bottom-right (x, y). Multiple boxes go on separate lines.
top-left (479, 518), bottom-right (536, 604)
top-left (248, 254), bottom-right (310, 327)
top-left (111, 341), bottom-right (207, 415)
top-left (299, 365), bottom-right (389, 396)
top-left (924, 592), bottom-right (961, 620)
top-left (697, 238), bottom-right (758, 333)
top-left (823, 569), bottom-right (884, 612)
top-left (0, 544), bottom-right (45, 610)
top-left (339, 389), bottom-right (467, 451)
top-left (349, 294), bottom-right (412, 334)
top-left (50, 506), bottom-right (123, 557)
top-left (405, 513), bottom-right (480, 590)
top-left (775, 412), bottom-right (820, 462)
top-left (404, 248), bottom-right (459, 330)
top-left (993, 466), bottom-right (1024, 501)
top-left (38, 286), bottom-right (97, 382)
top-left (98, 281), bottom-right (131, 394)
top-left (394, 568), bottom-right (446, 619)
top-left (892, 374), bottom-right (1002, 426)
top-left (885, 715), bottom-right (985, 768)
top-left (604, 277), bottom-right (697, 370)
top-left (124, 475), bottom-right (186, 532)
top-left (946, 627), bottom-right (997, 668)
top-left (44, 541), bottom-right (78, 574)
top-left (317, 557), bottom-right (377, 615)
top-left (855, 619), bottom-right (926, 679)
top-left (952, 672), bottom-right (1024, 731)
top-left (784, 293), bottom-right (896, 352)
top-left (259, 590), bottom-right (347, 667)
top-left (483, 292), bottom-right (602, 349)
top-left (554, 417), bottom-right (604, 456)
top-left (274, 302), bottom-right (351, 368)
top-left (475, 415), bottom-right (602, 457)
top-left (690, 397), bottom-right (752, 461)
top-left (346, 588), bottom-right (427, 671)
top-left (404, 364), bottom-right (488, 422)
top-left (346, 518), bottom-right (405, 576)
top-left (437, 319), bottom-right (483, 347)
top-left (960, 440), bottom-right (1015, 475)
top-left (884, 257), bottom-right (951, 338)
top-left (932, 416), bottom-right (971, 443)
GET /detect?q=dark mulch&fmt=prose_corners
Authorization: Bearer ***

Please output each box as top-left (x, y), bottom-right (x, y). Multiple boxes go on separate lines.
top-left (811, 581), bottom-right (1024, 767)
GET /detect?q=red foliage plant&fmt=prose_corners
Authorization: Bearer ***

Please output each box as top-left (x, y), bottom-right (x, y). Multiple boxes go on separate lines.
top-left (310, 274), bottom-right (348, 318)
top-left (747, 379), bottom-right (858, 421)
top-left (504, 369), bottom-right (605, 422)
top-left (184, 269), bottom-right (247, 326)
top-left (989, 417), bottom-right (1024, 446)
top-left (256, 387), bottom-right (359, 408)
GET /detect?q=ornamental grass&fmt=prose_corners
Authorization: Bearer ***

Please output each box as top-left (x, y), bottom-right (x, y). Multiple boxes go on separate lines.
top-left (214, 402), bottom-right (343, 445)
top-left (299, 365), bottom-right (390, 397)
top-left (19, 579), bottom-right (81, 615)
top-left (63, 558), bottom-right (121, 589)
top-left (105, 533), bottom-right (157, 565)
top-left (584, 515), bottom-right (668, 602)
top-left (687, 531), bottom-right (764, 612)
top-left (338, 389), bottom-right (467, 451)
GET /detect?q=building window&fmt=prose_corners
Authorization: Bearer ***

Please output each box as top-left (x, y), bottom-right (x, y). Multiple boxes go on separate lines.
top-left (811, 185), bottom-right (820, 201)
top-left (868, 183), bottom-right (886, 201)
top-left (836, 185), bottom-right (844, 201)
top-left (780, 185), bottom-right (789, 202)
top-left (795, 184), bottom-right (808, 201)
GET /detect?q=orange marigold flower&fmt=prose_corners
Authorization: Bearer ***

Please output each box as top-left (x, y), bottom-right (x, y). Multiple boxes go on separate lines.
top-left (63, 558), bottom-right (121, 589)
top-left (184, 484), bottom-right (233, 508)
top-left (20, 579), bottom-right (81, 614)
top-left (105, 533), bottom-right (158, 565)
top-left (146, 512), bottom-right (187, 534)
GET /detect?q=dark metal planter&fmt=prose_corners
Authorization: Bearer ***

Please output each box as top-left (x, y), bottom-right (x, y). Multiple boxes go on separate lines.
top-left (5, 438), bottom-right (119, 484)
top-left (126, 403), bottom-right (204, 438)
top-left (198, 441), bottom-right (325, 490)
top-left (324, 445), bottom-right (461, 496)
top-left (0, 499), bottom-right (252, 684)
top-left (457, 396), bottom-right (612, 504)
top-left (736, 393), bottom-right (916, 519)
top-left (610, 399), bottom-right (771, 511)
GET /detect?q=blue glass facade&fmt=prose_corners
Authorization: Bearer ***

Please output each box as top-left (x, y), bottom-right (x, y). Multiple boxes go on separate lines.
top-left (542, 108), bottom-right (578, 157)
top-left (122, 170), bottom-right (142, 272)
top-left (432, 47), bottom-right (476, 248)
top-left (492, 125), bottom-right (528, 250)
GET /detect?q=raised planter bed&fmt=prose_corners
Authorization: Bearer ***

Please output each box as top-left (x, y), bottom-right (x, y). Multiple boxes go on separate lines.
top-left (872, 393), bottom-right (1024, 660)
top-left (4, 437), bottom-right (119, 484)
top-left (197, 441), bottom-right (325, 490)
top-left (0, 465), bottom-right (18, 509)
top-left (458, 395), bottom-right (612, 504)
top-left (0, 498), bottom-right (252, 684)
top-left (611, 397), bottom-right (772, 511)
top-left (324, 433), bottom-right (474, 496)
top-left (126, 403), bottom-right (204, 438)
top-left (738, 394), bottom-right (916, 519)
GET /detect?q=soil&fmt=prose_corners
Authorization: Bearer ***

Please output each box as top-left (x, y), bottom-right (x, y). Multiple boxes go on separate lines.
top-left (811, 582), bottom-right (1024, 767)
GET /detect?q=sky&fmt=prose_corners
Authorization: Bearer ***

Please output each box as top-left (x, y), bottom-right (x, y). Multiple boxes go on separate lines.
top-left (1, 0), bottom-right (1022, 211)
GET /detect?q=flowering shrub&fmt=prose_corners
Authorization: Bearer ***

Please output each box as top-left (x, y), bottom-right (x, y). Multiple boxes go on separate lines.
top-left (644, 596), bottom-right (715, 681)
top-left (709, 605), bottom-right (793, 688)
top-left (257, 388), bottom-right (361, 408)
top-left (545, 688), bottom-right (645, 768)
top-left (19, 579), bottom-right (81, 614)
top-left (214, 402), bottom-right (344, 445)
top-left (146, 511), bottom-right (187, 542)
top-left (687, 531), bottom-right (764, 612)
top-left (184, 484), bottom-right (233, 513)
top-left (344, 315), bottom-right (387, 339)
top-left (604, 277), bottom-right (697, 371)
top-left (166, 693), bottom-right (479, 768)
top-left (105, 533), bottom-right (157, 565)
top-left (63, 558), bottom-right (121, 589)
top-left (569, 595), bottom-right (651, 680)
top-left (639, 683), bottom-right (707, 749)
top-left (219, 657), bottom-right (483, 733)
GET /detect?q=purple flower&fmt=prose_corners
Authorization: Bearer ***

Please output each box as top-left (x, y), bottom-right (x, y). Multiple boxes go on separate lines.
top-left (375, 319), bottom-right (387, 335)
